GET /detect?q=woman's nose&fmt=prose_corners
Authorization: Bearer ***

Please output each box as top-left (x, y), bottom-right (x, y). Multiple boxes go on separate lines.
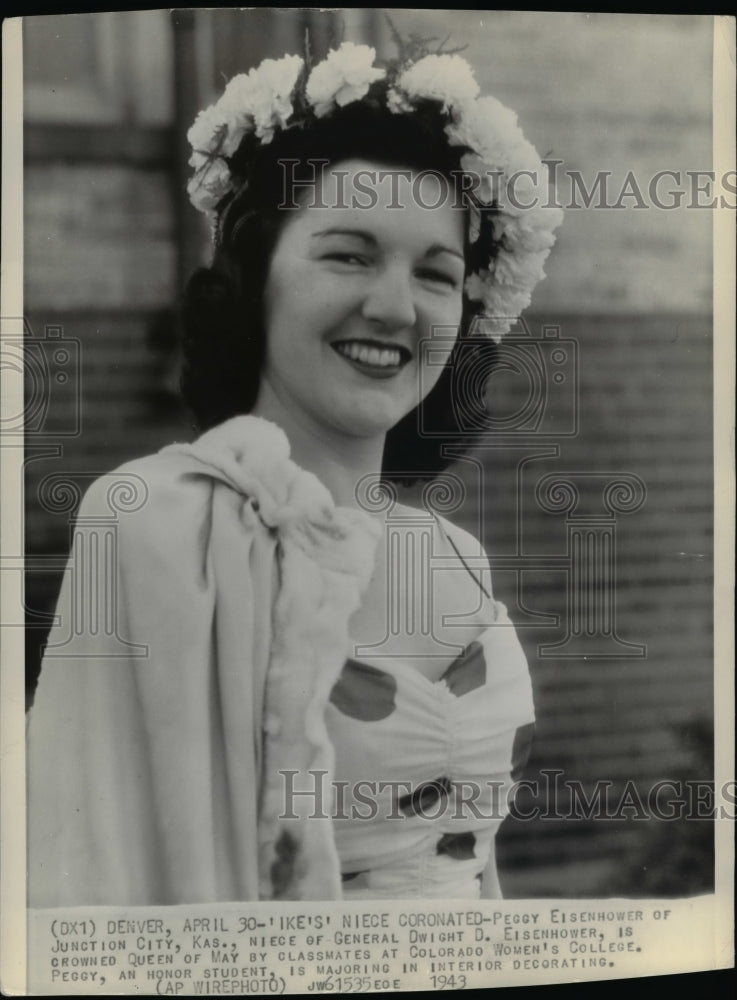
top-left (361, 265), bottom-right (417, 331)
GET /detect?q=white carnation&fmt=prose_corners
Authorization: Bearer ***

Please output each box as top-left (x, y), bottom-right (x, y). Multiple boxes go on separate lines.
top-left (188, 150), bottom-right (206, 171)
top-left (492, 253), bottom-right (528, 289)
top-left (306, 43), bottom-right (384, 118)
top-left (507, 136), bottom-right (543, 175)
top-left (468, 201), bottom-right (481, 244)
top-left (187, 156), bottom-right (231, 214)
top-left (460, 151), bottom-right (502, 206)
top-left (218, 54), bottom-right (303, 147)
top-left (386, 86), bottom-right (411, 114)
top-left (447, 96), bottom-right (521, 171)
top-left (502, 169), bottom-right (552, 218)
top-left (496, 251), bottom-right (548, 292)
top-left (397, 54), bottom-right (480, 111)
top-left (464, 270), bottom-right (490, 302)
top-left (216, 74), bottom-right (257, 154)
top-left (473, 312), bottom-right (507, 343)
top-left (488, 283), bottom-right (530, 319)
top-left (220, 122), bottom-right (251, 159)
top-left (493, 213), bottom-right (558, 254)
top-left (187, 104), bottom-right (228, 155)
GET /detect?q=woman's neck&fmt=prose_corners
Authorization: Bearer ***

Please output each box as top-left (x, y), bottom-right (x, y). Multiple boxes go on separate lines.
top-left (251, 379), bottom-right (385, 510)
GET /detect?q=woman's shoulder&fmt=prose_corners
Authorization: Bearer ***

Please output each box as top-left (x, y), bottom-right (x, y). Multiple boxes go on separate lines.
top-left (71, 442), bottom-right (277, 600)
top-left (73, 436), bottom-right (266, 568)
top-left (76, 416), bottom-right (286, 523)
top-left (432, 511), bottom-right (489, 558)
top-left (390, 502), bottom-right (488, 556)
top-left (72, 414), bottom-right (338, 558)
top-left (391, 502), bottom-right (495, 600)
top-left (76, 447), bottom-right (212, 524)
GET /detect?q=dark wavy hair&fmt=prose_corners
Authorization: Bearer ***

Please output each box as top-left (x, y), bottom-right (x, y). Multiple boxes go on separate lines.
top-left (180, 98), bottom-right (499, 480)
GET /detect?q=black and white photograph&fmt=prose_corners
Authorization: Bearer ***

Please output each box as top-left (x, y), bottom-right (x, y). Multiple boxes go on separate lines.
top-left (1, 7), bottom-right (734, 994)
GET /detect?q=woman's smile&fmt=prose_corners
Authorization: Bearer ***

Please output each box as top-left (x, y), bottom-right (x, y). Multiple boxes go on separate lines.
top-left (331, 339), bottom-right (410, 376)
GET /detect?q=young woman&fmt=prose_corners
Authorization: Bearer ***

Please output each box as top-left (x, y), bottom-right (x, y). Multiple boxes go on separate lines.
top-left (27, 42), bottom-right (562, 905)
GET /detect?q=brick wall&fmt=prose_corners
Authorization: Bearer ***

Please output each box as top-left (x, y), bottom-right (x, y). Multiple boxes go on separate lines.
top-left (477, 313), bottom-right (712, 896)
top-left (390, 308), bottom-right (712, 896)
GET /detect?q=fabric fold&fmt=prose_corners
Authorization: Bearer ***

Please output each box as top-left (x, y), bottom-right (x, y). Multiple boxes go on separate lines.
top-left (27, 415), bottom-right (380, 906)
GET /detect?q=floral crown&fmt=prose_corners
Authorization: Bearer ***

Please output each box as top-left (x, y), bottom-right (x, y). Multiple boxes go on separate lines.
top-left (187, 39), bottom-right (563, 341)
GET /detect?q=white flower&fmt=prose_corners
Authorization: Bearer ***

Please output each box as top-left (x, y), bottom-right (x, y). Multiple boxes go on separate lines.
top-left (187, 104), bottom-right (228, 155)
top-left (493, 213), bottom-right (558, 254)
top-left (460, 151), bottom-right (502, 205)
top-left (507, 136), bottom-right (543, 175)
top-left (492, 253), bottom-right (529, 289)
top-left (467, 202), bottom-right (481, 244)
top-left (306, 43), bottom-right (384, 118)
top-left (396, 54), bottom-right (479, 112)
top-left (188, 150), bottom-right (207, 171)
top-left (220, 122), bottom-right (250, 159)
top-left (466, 95), bottom-right (519, 145)
top-left (218, 54), bottom-right (303, 147)
top-left (386, 86), bottom-right (411, 114)
top-left (447, 97), bottom-right (522, 172)
top-left (472, 313), bottom-right (508, 344)
top-left (504, 171), bottom-right (540, 213)
top-left (487, 284), bottom-right (530, 320)
top-left (464, 270), bottom-right (490, 302)
top-left (187, 157), bottom-right (231, 214)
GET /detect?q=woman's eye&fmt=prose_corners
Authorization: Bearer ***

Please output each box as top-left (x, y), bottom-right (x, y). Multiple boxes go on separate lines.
top-left (416, 267), bottom-right (459, 288)
top-left (322, 252), bottom-right (367, 266)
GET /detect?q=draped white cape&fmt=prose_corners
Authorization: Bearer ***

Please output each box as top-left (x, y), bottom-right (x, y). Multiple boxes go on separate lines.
top-left (27, 416), bottom-right (381, 906)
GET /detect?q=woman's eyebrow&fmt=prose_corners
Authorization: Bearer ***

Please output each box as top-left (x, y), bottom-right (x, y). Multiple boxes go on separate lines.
top-left (311, 227), bottom-right (376, 245)
top-left (311, 229), bottom-right (464, 262)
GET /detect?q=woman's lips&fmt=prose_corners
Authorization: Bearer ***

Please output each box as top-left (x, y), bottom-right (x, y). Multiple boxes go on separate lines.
top-left (331, 340), bottom-right (410, 379)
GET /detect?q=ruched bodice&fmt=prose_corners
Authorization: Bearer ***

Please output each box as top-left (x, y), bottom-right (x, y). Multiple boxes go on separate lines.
top-left (325, 602), bottom-right (535, 899)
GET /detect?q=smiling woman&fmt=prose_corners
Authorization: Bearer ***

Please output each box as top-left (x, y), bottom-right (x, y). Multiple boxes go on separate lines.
top-left (179, 94), bottom-right (500, 478)
top-left (27, 39), bottom-right (562, 906)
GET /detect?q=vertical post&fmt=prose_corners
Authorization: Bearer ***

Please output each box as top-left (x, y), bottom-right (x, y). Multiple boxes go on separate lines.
top-left (171, 9), bottom-right (208, 294)
top-left (304, 9), bottom-right (344, 60)
top-left (341, 9), bottom-right (385, 49)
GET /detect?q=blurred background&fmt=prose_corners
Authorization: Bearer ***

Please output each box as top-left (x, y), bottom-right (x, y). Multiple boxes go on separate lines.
top-left (21, 10), bottom-right (714, 898)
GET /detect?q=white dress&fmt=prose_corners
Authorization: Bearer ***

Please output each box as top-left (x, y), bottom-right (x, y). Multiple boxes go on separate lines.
top-left (325, 602), bottom-right (535, 899)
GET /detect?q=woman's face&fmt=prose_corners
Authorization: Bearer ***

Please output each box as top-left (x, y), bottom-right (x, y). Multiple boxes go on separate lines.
top-left (260, 158), bottom-right (465, 440)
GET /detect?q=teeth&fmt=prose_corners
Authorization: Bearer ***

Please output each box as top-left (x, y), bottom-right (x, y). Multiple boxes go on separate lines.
top-left (335, 342), bottom-right (404, 367)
